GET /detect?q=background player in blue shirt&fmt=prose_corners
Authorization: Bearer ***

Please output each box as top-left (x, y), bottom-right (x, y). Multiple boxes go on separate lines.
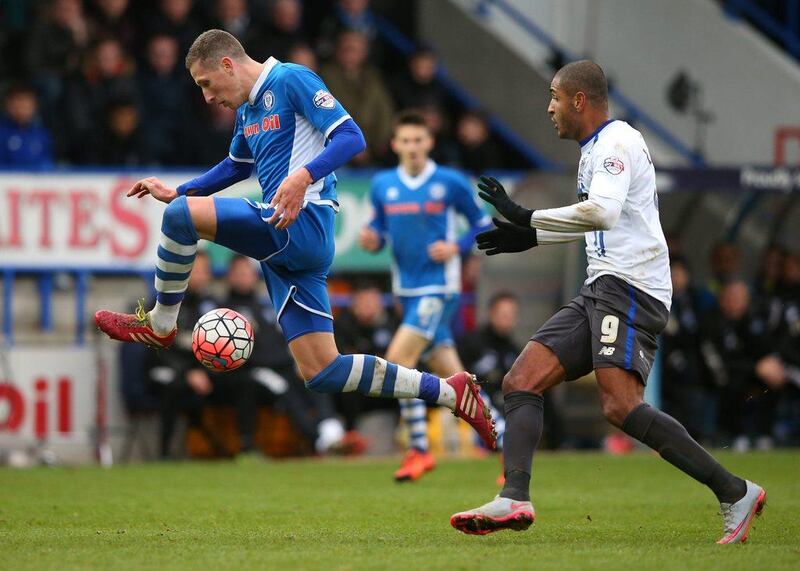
top-left (94, 29), bottom-right (497, 452)
top-left (360, 111), bottom-right (496, 481)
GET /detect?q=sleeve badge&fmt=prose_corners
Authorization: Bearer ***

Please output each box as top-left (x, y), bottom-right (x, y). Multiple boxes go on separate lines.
top-left (313, 90), bottom-right (337, 109)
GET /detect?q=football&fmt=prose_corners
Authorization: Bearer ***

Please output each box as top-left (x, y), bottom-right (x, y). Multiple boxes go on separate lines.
top-left (192, 308), bottom-right (254, 372)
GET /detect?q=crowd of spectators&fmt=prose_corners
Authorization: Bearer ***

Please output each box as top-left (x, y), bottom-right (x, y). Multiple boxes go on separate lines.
top-left (0, 0), bottom-right (525, 171)
top-left (661, 241), bottom-right (800, 450)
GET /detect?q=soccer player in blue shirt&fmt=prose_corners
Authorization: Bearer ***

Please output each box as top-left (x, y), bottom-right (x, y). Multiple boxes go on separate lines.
top-left (360, 111), bottom-right (497, 481)
top-left (94, 30), bottom-right (496, 450)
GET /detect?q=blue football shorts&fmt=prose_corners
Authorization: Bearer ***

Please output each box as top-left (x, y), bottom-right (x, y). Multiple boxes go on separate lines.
top-left (212, 196), bottom-right (335, 342)
top-left (398, 293), bottom-right (460, 349)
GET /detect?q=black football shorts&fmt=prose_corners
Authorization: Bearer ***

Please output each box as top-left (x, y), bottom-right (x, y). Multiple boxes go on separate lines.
top-left (531, 275), bottom-right (669, 384)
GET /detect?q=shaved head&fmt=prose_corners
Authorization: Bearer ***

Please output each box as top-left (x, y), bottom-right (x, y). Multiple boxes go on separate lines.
top-left (554, 60), bottom-right (608, 109)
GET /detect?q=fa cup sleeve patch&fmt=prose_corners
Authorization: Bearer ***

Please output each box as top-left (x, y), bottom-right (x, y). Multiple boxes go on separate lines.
top-left (603, 156), bottom-right (625, 175)
top-left (313, 90), bottom-right (337, 109)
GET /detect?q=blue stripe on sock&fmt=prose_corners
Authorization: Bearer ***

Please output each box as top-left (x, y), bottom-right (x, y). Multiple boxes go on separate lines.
top-left (624, 286), bottom-right (638, 368)
top-left (356, 355), bottom-right (376, 394)
top-left (405, 416), bottom-right (427, 423)
top-left (409, 431), bottom-right (427, 439)
top-left (418, 372), bottom-right (440, 402)
top-left (381, 363), bottom-right (398, 397)
top-left (156, 291), bottom-right (184, 305)
top-left (155, 268), bottom-right (190, 282)
top-left (157, 245), bottom-right (195, 265)
top-left (305, 354), bottom-right (350, 393)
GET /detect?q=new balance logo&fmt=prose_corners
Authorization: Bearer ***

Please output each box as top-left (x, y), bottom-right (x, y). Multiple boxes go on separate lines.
top-left (459, 388), bottom-right (479, 419)
top-left (598, 346), bottom-right (615, 356)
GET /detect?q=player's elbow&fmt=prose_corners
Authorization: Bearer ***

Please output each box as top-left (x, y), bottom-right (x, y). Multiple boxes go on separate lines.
top-left (225, 156), bottom-right (253, 182)
top-left (579, 198), bottom-right (621, 230)
top-left (346, 119), bottom-right (367, 156)
top-left (352, 128), bottom-right (367, 156)
top-left (595, 208), bottom-right (620, 231)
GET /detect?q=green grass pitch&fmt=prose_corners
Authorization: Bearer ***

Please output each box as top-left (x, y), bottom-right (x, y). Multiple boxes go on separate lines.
top-left (0, 451), bottom-right (798, 570)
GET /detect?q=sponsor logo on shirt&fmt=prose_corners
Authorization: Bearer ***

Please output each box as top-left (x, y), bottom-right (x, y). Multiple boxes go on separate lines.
top-left (429, 183), bottom-right (446, 200)
top-left (384, 202), bottom-right (445, 215)
top-left (243, 114), bottom-right (281, 137)
top-left (384, 203), bottom-right (421, 214)
top-left (603, 156), bottom-right (625, 175)
top-left (313, 90), bottom-right (336, 109)
top-left (263, 90), bottom-right (275, 111)
top-left (424, 201), bottom-right (445, 214)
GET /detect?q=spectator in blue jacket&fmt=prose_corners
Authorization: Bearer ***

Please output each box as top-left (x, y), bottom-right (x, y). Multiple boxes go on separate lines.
top-left (0, 83), bottom-right (54, 170)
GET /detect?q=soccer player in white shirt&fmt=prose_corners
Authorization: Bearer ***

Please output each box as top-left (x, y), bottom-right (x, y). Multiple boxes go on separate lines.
top-left (450, 60), bottom-right (765, 544)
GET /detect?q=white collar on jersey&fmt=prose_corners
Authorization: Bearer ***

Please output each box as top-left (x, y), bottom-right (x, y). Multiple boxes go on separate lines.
top-left (248, 57), bottom-right (280, 105)
top-left (397, 159), bottom-right (436, 190)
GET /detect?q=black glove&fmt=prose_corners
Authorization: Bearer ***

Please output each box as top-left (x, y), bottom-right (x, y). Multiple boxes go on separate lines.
top-left (477, 176), bottom-right (533, 227)
top-left (476, 217), bottom-right (538, 256)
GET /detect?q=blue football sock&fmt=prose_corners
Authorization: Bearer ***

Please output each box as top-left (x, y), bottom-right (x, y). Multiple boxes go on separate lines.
top-left (150, 196), bottom-right (198, 333)
top-left (305, 354), bottom-right (456, 407)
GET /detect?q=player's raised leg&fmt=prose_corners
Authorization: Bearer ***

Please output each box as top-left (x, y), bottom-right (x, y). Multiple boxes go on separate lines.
top-left (598, 367), bottom-right (766, 544)
top-left (150, 196), bottom-right (216, 333)
top-left (95, 191), bottom-right (217, 347)
top-left (451, 340), bottom-right (564, 534)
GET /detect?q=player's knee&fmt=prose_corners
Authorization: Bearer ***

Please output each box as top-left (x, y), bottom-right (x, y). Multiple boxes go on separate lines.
top-left (502, 368), bottom-right (542, 395)
top-left (161, 196), bottom-right (197, 239)
top-left (300, 363), bottom-right (326, 385)
top-left (600, 395), bottom-right (634, 428)
top-left (163, 195), bottom-right (187, 226)
top-left (303, 354), bottom-right (345, 392)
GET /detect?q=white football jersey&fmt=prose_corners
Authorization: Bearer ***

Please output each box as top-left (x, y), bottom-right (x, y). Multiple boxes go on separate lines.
top-left (577, 120), bottom-right (672, 309)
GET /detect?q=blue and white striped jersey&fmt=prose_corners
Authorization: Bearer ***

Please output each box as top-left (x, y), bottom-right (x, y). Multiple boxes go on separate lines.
top-left (229, 57), bottom-right (351, 209)
top-left (369, 160), bottom-right (491, 296)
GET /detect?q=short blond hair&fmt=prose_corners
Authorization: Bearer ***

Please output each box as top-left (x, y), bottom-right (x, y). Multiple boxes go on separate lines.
top-left (185, 29), bottom-right (246, 69)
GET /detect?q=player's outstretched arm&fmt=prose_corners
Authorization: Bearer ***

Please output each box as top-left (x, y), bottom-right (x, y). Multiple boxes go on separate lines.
top-left (536, 229), bottom-right (585, 245)
top-left (175, 156), bottom-right (253, 198)
top-left (530, 193), bottom-right (622, 233)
